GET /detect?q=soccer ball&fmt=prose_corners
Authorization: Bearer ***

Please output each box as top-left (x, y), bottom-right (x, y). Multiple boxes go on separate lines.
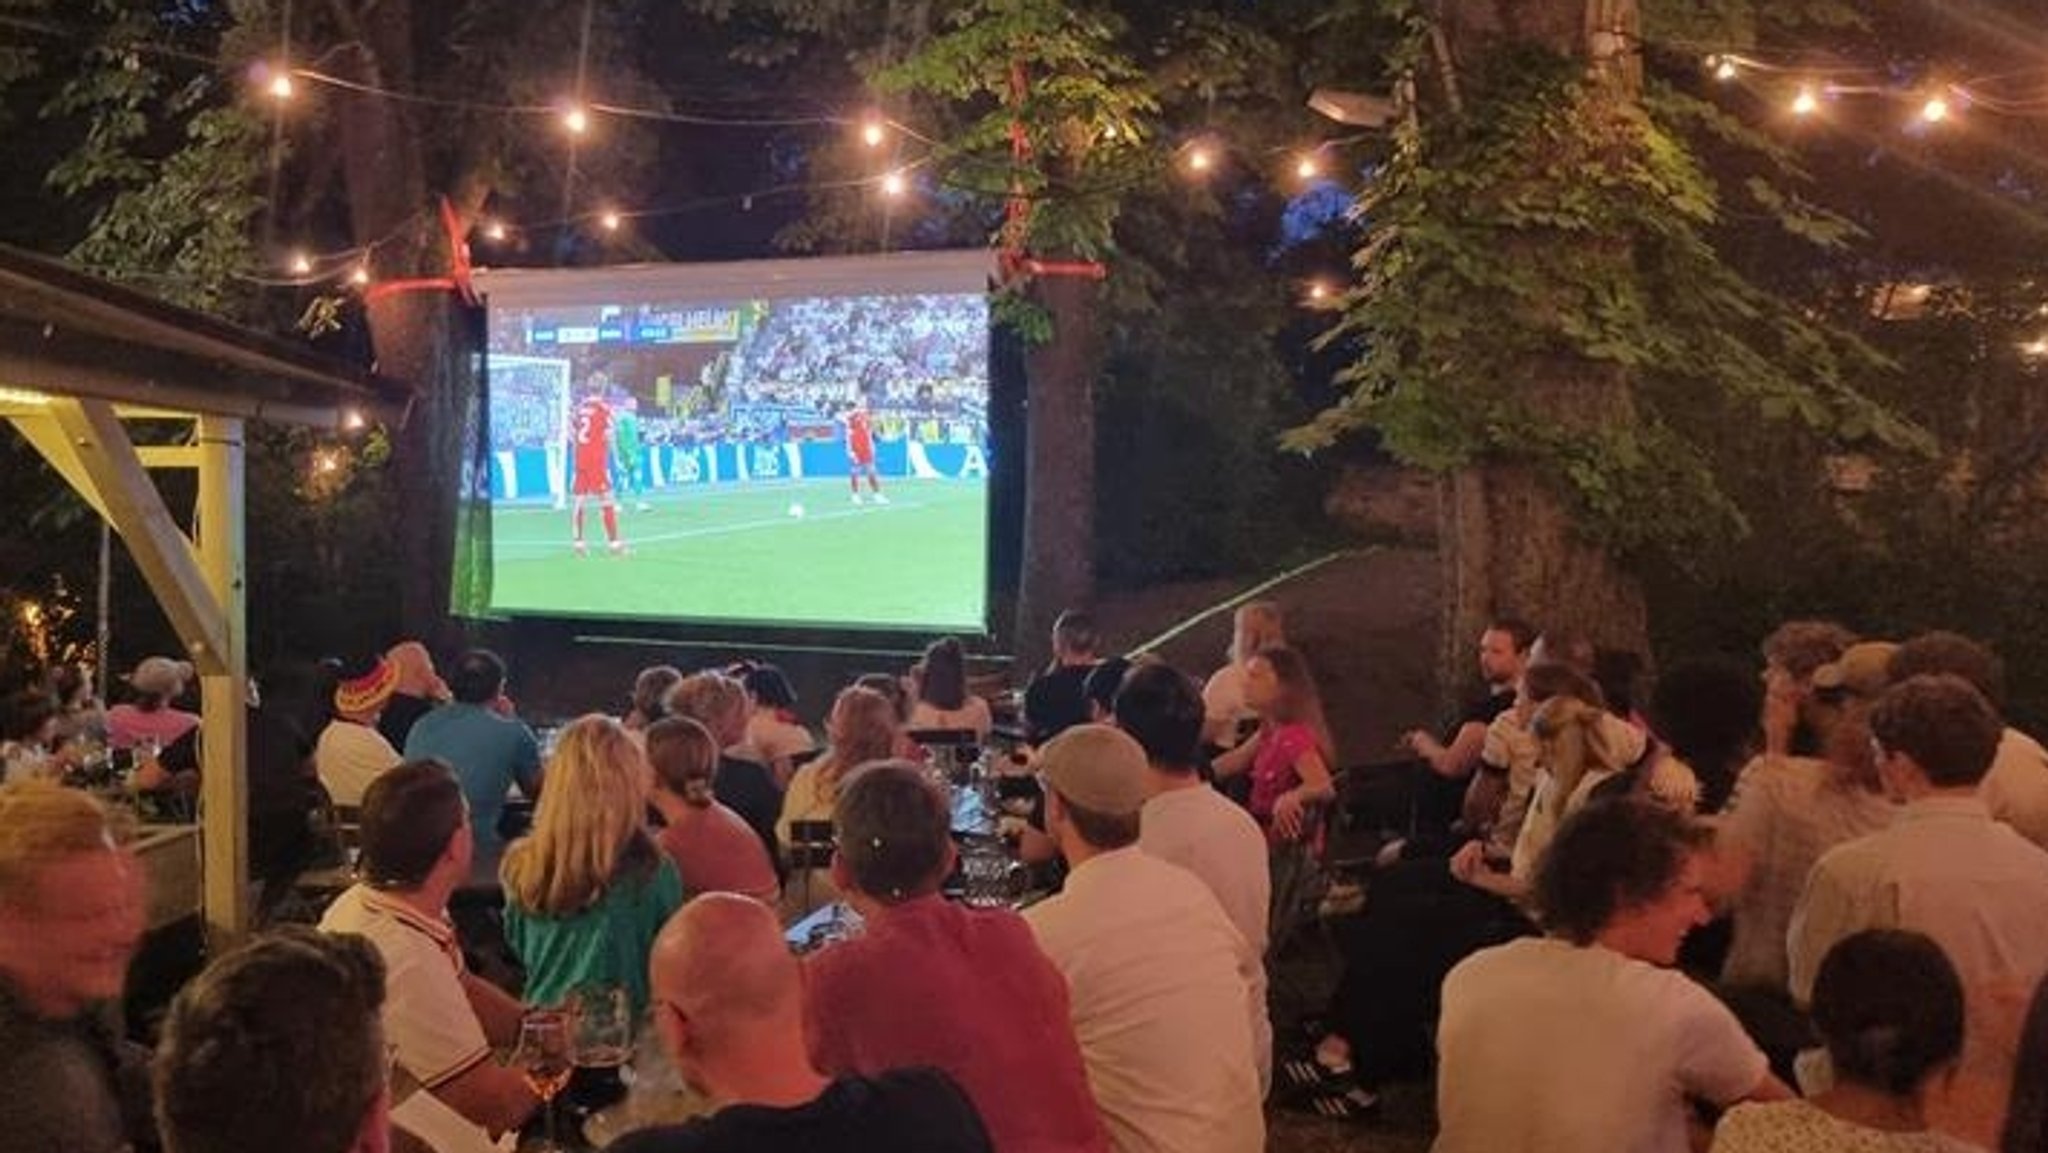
top-left (787, 502), bottom-right (805, 518)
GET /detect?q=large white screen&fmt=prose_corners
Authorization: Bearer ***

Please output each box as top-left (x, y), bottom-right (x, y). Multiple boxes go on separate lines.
top-left (474, 251), bottom-right (994, 632)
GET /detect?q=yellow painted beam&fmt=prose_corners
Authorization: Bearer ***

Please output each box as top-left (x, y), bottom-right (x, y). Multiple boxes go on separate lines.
top-left (45, 398), bottom-right (230, 673)
top-left (7, 412), bottom-right (113, 521)
top-left (194, 414), bottom-right (249, 943)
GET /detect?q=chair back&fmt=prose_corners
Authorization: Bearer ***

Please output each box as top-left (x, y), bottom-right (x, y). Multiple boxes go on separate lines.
top-left (787, 818), bottom-right (836, 870)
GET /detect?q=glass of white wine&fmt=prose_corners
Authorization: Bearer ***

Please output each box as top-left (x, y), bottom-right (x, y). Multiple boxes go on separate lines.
top-left (514, 1009), bottom-right (574, 1152)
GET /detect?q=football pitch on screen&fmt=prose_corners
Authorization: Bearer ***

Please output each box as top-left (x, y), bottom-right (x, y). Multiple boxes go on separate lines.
top-left (486, 477), bottom-right (989, 630)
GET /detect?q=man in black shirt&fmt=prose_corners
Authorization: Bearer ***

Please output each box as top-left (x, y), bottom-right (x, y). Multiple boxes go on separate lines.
top-left (612, 894), bottom-right (992, 1153)
top-left (1022, 610), bottom-right (1101, 746)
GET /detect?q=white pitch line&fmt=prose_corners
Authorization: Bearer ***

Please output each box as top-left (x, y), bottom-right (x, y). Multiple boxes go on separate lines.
top-left (493, 500), bottom-right (931, 552)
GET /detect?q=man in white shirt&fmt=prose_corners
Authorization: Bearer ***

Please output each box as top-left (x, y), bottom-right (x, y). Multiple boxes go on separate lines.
top-left (1436, 798), bottom-right (1788, 1153)
top-left (1788, 672), bottom-right (2048, 1144)
top-left (1886, 630), bottom-right (2048, 849)
top-left (1024, 724), bottom-right (1264, 1153)
top-left (319, 760), bottom-right (537, 1150)
top-left (317, 655), bottom-right (403, 807)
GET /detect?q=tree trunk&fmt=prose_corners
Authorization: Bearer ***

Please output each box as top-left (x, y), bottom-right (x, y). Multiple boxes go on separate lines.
top-left (1014, 273), bottom-right (1101, 674)
top-left (1431, 0), bottom-right (1653, 691)
top-left (331, 0), bottom-right (467, 651)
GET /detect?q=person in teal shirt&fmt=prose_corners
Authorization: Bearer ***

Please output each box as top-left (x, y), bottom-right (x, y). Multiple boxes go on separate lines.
top-left (501, 714), bottom-right (682, 1019)
top-left (613, 397), bottom-right (650, 511)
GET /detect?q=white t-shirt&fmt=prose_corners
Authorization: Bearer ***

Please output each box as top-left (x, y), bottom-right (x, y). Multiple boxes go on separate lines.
top-left (319, 886), bottom-right (494, 1093)
top-left (1435, 937), bottom-right (1768, 1153)
top-left (1712, 1099), bottom-right (1977, 1152)
top-left (1025, 847), bottom-right (1265, 1153)
top-left (316, 720), bottom-right (400, 807)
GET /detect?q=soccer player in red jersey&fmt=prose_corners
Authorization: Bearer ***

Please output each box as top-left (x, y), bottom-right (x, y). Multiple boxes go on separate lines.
top-left (569, 375), bottom-right (627, 554)
top-left (845, 398), bottom-right (886, 505)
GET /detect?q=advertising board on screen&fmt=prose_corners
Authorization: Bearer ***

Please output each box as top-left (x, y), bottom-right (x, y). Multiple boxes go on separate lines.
top-left (473, 251), bottom-right (993, 632)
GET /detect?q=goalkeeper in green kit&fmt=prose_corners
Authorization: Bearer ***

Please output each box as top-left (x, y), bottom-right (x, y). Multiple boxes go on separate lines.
top-left (614, 396), bottom-right (652, 511)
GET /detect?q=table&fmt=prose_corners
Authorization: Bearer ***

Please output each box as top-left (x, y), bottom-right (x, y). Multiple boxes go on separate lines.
top-left (133, 822), bottom-right (201, 931)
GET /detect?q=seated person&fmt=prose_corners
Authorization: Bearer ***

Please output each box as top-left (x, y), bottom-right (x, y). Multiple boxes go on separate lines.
top-left (1713, 929), bottom-right (1974, 1152)
top-left (500, 716), bottom-right (682, 1019)
top-left (1201, 601), bottom-right (1285, 749)
top-left (778, 686), bottom-right (899, 921)
top-left (317, 654), bottom-right (402, 808)
top-left (318, 760), bottom-right (539, 1146)
top-left (741, 664), bottom-right (816, 784)
top-left (0, 783), bottom-right (155, 1153)
top-left (623, 665), bottom-right (683, 736)
top-left (609, 894), bottom-right (993, 1153)
top-left (1025, 724), bottom-right (1266, 1153)
top-left (803, 762), bottom-right (1108, 1153)
top-left (906, 637), bottom-right (993, 741)
top-left (646, 717), bottom-right (779, 904)
top-left (106, 655), bottom-right (200, 753)
top-left (379, 640), bottom-right (450, 752)
top-left (1080, 656), bottom-right (1132, 724)
top-left (1434, 798), bottom-right (1788, 1153)
top-left (1022, 610), bottom-right (1100, 746)
top-left (402, 650), bottom-right (542, 851)
top-left (154, 926), bottom-right (392, 1153)
top-left (665, 672), bottom-right (783, 874)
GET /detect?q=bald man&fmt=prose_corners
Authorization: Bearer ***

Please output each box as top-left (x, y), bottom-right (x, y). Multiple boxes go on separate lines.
top-left (609, 895), bottom-right (993, 1153)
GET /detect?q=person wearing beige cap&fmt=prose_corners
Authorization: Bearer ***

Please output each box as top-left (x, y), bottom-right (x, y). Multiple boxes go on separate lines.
top-left (1715, 641), bottom-right (1898, 1076)
top-left (106, 655), bottom-right (200, 753)
top-left (1022, 723), bottom-right (1265, 1153)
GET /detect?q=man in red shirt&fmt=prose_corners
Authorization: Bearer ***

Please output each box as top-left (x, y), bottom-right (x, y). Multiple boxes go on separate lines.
top-left (844, 399), bottom-right (886, 505)
top-left (802, 762), bottom-right (1109, 1153)
top-left (570, 373), bottom-right (626, 555)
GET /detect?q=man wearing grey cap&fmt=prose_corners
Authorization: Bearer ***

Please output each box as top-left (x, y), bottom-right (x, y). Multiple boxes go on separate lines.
top-left (1023, 724), bottom-right (1265, 1153)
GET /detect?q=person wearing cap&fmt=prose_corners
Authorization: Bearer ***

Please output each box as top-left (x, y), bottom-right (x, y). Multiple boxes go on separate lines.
top-left (801, 762), bottom-right (1110, 1153)
top-left (1787, 674), bottom-right (2048, 1145)
top-left (402, 650), bottom-right (542, 852)
top-left (1887, 629), bottom-right (2048, 852)
top-left (106, 655), bottom-right (200, 753)
top-left (1023, 723), bottom-right (1265, 1153)
top-left (318, 760), bottom-right (538, 1150)
top-left (1718, 641), bottom-right (1900, 1000)
top-left (318, 654), bottom-right (404, 808)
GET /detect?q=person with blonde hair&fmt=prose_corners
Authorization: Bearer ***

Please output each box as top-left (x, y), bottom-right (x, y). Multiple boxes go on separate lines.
top-left (778, 686), bottom-right (899, 918)
top-left (0, 782), bottom-right (152, 1152)
top-left (501, 715), bottom-right (682, 1018)
top-left (1203, 601), bottom-right (1286, 748)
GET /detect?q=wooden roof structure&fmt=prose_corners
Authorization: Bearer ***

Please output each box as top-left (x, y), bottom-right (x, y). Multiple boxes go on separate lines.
top-left (0, 243), bottom-right (412, 942)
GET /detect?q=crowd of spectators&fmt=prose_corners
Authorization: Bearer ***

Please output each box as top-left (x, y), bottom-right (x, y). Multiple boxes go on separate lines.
top-left (9, 607), bottom-right (2048, 1153)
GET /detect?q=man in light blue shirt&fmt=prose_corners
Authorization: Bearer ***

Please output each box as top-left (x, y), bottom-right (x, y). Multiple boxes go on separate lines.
top-left (404, 649), bottom-right (542, 849)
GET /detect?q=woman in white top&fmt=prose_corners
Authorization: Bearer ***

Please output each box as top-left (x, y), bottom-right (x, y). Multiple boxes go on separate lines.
top-left (905, 636), bottom-right (992, 740)
top-left (1202, 601), bottom-right (1285, 748)
top-left (1713, 929), bottom-right (1976, 1152)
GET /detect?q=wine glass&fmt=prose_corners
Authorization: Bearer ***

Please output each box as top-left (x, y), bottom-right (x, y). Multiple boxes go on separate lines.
top-left (514, 1009), bottom-right (574, 1151)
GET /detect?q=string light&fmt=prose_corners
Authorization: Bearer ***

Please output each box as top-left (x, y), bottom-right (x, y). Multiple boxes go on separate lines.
top-left (287, 251), bottom-right (313, 276)
top-left (1306, 280), bottom-right (1334, 303)
top-left (313, 449), bottom-right (341, 475)
top-left (483, 220), bottom-right (508, 242)
top-left (880, 171), bottom-right (908, 197)
top-left (562, 105), bottom-right (590, 135)
top-left (267, 71), bottom-right (294, 101)
top-left (1712, 56), bottom-right (1739, 82)
top-left (2023, 336), bottom-right (2048, 359)
top-left (1295, 153), bottom-right (1322, 180)
top-left (1920, 95), bottom-right (1951, 124)
top-left (599, 210), bottom-right (623, 232)
top-left (341, 408), bottom-right (366, 431)
top-left (348, 265), bottom-right (371, 287)
top-left (861, 118), bottom-right (886, 148)
top-left (1791, 86), bottom-right (1820, 117)
top-left (1186, 145), bottom-right (1214, 173)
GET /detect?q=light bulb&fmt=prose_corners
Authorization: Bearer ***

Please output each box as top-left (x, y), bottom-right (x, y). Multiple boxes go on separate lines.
top-left (288, 252), bottom-right (313, 276)
top-left (1713, 57), bottom-right (1738, 82)
top-left (484, 220), bottom-right (508, 242)
top-left (268, 73), bottom-right (294, 100)
top-left (1187, 147), bottom-right (1213, 173)
top-left (862, 120), bottom-right (886, 148)
top-left (599, 211), bottom-right (622, 232)
top-left (1792, 87), bottom-right (1819, 117)
top-left (1920, 96), bottom-right (1950, 124)
top-left (563, 106), bottom-right (590, 135)
top-left (881, 171), bottom-right (907, 197)
top-left (1296, 155), bottom-right (1321, 180)
top-left (348, 265), bottom-right (371, 287)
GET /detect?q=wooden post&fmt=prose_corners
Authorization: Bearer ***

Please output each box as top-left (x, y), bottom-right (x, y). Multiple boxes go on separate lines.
top-left (195, 414), bottom-right (249, 943)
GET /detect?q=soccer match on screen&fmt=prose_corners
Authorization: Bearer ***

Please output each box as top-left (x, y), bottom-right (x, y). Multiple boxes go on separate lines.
top-left (478, 263), bottom-right (992, 631)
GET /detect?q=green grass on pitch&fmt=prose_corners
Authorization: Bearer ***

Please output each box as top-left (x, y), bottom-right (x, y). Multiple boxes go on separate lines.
top-left (485, 477), bottom-right (989, 630)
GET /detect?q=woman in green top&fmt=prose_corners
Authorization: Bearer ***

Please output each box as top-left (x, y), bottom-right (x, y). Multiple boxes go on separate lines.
top-left (502, 714), bottom-right (682, 1019)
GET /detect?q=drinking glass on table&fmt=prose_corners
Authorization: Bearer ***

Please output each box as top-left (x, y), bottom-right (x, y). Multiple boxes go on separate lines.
top-left (571, 984), bottom-right (633, 1113)
top-left (514, 1009), bottom-right (575, 1152)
